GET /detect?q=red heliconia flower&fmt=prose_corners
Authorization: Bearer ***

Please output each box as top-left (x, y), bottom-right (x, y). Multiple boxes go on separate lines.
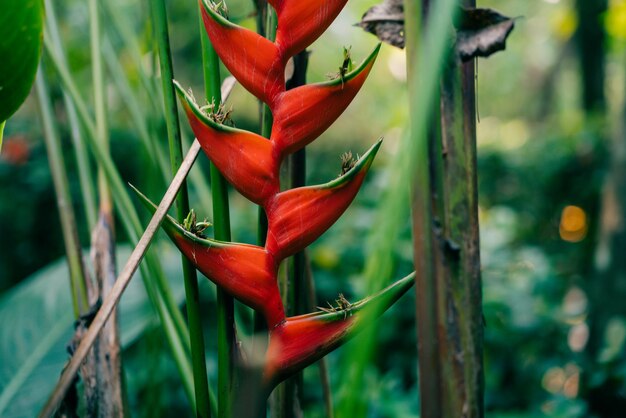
top-left (264, 273), bottom-right (415, 387)
top-left (200, 3), bottom-right (284, 106)
top-left (269, 0), bottom-right (349, 58)
top-left (265, 140), bottom-right (381, 261)
top-left (271, 45), bottom-right (380, 157)
top-left (133, 0), bottom-right (416, 389)
top-left (175, 82), bottom-right (279, 206)
top-left (134, 188), bottom-right (286, 328)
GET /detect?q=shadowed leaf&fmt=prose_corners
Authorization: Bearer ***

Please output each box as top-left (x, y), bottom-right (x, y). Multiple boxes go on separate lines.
top-left (356, 2), bottom-right (515, 61)
top-left (455, 7), bottom-right (516, 62)
top-left (356, 0), bottom-right (405, 48)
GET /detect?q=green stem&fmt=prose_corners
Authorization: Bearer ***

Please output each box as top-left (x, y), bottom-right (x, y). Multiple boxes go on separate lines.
top-left (274, 50), bottom-right (309, 418)
top-left (43, 31), bottom-right (196, 406)
top-left (0, 121), bottom-right (4, 154)
top-left (199, 8), bottom-right (235, 418)
top-left (254, 0), bottom-right (276, 339)
top-left (88, 0), bottom-right (111, 212)
top-left (151, 0), bottom-right (213, 416)
top-left (44, 0), bottom-right (97, 230)
top-left (102, 39), bottom-right (169, 182)
top-left (35, 70), bottom-right (89, 319)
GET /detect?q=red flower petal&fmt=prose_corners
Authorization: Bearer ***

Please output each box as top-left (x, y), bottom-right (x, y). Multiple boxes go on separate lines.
top-left (273, 0), bottom-right (349, 58)
top-left (133, 187), bottom-right (286, 328)
top-left (264, 272), bottom-right (415, 385)
top-left (264, 140), bottom-right (381, 261)
top-left (271, 45), bottom-right (380, 157)
top-left (175, 82), bottom-right (279, 206)
top-left (200, 0), bottom-right (284, 106)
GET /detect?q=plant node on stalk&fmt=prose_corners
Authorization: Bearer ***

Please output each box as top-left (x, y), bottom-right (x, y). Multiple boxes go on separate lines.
top-left (182, 209), bottom-right (212, 237)
top-left (340, 151), bottom-right (358, 176)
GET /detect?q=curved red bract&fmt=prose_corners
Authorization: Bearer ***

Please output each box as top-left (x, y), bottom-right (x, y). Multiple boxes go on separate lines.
top-left (274, 0), bottom-right (349, 58)
top-left (265, 315), bottom-right (355, 383)
top-left (271, 46), bottom-right (380, 157)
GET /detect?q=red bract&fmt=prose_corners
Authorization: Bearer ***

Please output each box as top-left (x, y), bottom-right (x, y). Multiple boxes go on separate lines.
top-left (134, 188), bottom-right (286, 328)
top-left (271, 0), bottom-right (348, 58)
top-left (265, 140), bottom-right (381, 261)
top-left (264, 273), bottom-right (415, 385)
top-left (134, 0), bottom-right (415, 391)
top-left (271, 45), bottom-right (380, 156)
top-left (175, 83), bottom-right (279, 205)
top-left (200, 4), bottom-right (283, 106)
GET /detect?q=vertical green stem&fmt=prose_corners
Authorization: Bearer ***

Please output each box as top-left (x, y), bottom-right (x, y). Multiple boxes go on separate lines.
top-left (89, 0), bottom-right (112, 213)
top-left (35, 70), bottom-right (89, 319)
top-left (274, 50), bottom-right (309, 418)
top-left (151, 0), bottom-right (213, 416)
top-left (408, 0), bottom-right (484, 416)
top-left (405, 1), bottom-right (442, 417)
top-left (199, 7), bottom-right (236, 418)
top-left (0, 121), bottom-right (4, 153)
top-left (45, 0), bottom-right (97, 230)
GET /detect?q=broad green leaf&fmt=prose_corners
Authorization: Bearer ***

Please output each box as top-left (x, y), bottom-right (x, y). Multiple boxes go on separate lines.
top-left (0, 0), bottom-right (44, 122)
top-left (0, 246), bottom-right (185, 418)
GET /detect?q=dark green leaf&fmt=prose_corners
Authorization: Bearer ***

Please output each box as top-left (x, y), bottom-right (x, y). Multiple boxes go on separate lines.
top-left (0, 247), bottom-right (185, 418)
top-left (0, 0), bottom-right (44, 122)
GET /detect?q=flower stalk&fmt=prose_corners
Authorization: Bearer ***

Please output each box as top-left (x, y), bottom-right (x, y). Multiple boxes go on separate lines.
top-left (150, 0), bottom-right (213, 415)
top-left (197, 5), bottom-right (236, 417)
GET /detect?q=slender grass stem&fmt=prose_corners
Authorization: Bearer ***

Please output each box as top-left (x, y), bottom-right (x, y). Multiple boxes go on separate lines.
top-left (88, 0), bottom-right (111, 213)
top-left (0, 121), bottom-right (4, 153)
top-left (102, 39), bottom-right (170, 182)
top-left (44, 0), bottom-right (97, 230)
top-left (35, 70), bottom-right (89, 318)
top-left (198, 9), bottom-right (236, 418)
top-left (150, 0), bottom-right (213, 416)
top-left (103, 0), bottom-right (160, 107)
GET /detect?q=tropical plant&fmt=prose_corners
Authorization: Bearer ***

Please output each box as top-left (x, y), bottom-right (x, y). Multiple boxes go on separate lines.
top-left (135, 0), bottom-right (415, 411)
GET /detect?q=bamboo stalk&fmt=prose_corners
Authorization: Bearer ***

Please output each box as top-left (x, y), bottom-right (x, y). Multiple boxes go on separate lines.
top-left (336, 0), bottom-right (458, 415)
top-left (150, 0), bottom-right (213, 415)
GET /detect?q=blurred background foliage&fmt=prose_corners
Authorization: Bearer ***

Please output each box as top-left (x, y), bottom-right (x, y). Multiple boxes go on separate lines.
top-left (1, 0), bottom-right (626, 416)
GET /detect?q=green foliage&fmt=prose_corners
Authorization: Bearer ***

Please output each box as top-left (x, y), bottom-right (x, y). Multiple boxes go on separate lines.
top-left (0, 0), bottom-right (44, 123)
top-left (0, 247), bottom-right (185, 417)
